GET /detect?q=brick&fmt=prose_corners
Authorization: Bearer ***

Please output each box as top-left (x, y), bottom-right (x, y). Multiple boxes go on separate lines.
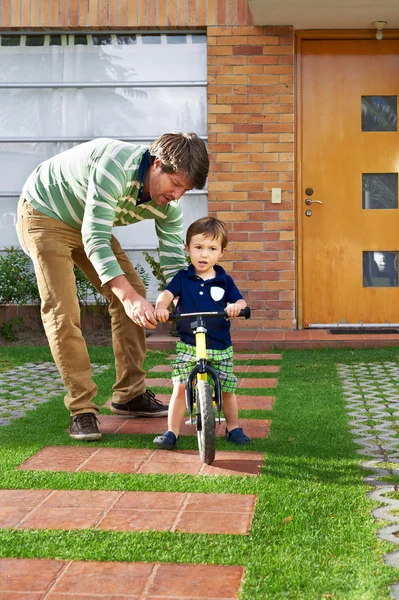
top-left (217, 75), bottom-right (248, 84)
top-left (208, 104), bottom-right (232, 114)
top-left (279, 54), bottom-right (295, 64)
top-left (208, 85), bottom-right (233, 94)
top-left (249, 114), bottom-right (279, 123)
top-left (11, 0), bottom-right (21, 26)
top-left (217, 55), bottom-right (249, 65)
top-left (251, 153), bottom-right (279, 162)
top-left (217, 153), bottom-right (248, 162)
top-left (217, 35), bottom-right (248, 45)
top-left (210, 143), bottom-right (233, 152)
top-left (280, 231), bottom-right (295, 240)
top-left (233, 223), bottom-right (263, 233)
top-left (248, 95), bottom-right (280, 104)
top-left (263, 143), bottom-right (293, 152)
top-left (207, 26), bottom-right (233, 36)
top-left (218, 172), bottom-right (247, 181)
top-left (217, 94), bottom-right (248, 104)
top-left (233, 45), bottom-right (264, 55)
top-left (218, 133), bottom-right (248, 142)
top-left (218, 114), bottom-right (249, 124)
top-left (233, 66), bottom-right (267, 76)
top-left (209, 182), bottom-right (233, 191)
top-left (234, 104), bottom-right (263, 113)
top-left (237, 0), bottom-right (247, 25)
top-left (208, 45), bottom-right (233, 56)
top-left (217, 212), bottom-right (249, 222)
top-left (233, 124), bottom-right (263, 133)
top-left (233, 182), bottom-right (263, 191)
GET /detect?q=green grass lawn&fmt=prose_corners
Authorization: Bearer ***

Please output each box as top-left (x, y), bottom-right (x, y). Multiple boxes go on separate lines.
top-left (0, 344), bottom-right (399, 598)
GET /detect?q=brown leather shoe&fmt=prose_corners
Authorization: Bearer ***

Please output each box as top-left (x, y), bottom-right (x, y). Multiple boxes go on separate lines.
top-left (110, 389), bottom-right (168, 417)
top-left (69, 413), bottom-right (102, 441)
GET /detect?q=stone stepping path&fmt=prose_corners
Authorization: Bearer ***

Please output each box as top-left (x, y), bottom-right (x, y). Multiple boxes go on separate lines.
top-left (145, 377), bottom-right (278, 389)
top-left (150, 364), bottom-right (280, 373)
top-left (129, 393), bottom-right (275, 410)
top-left (0, 489), bottom-right (256, 535)
top-left (1, 351), bottom-right (281, 598)
top-left (19, 446), bottom-right (264, 476)
top-left (0, 557), bottom-right (245, 599)
top-left (95, 414), bottom-right (270, 438)
top-left (0, 362), bottom-right (109, 427)
top-left (337, 361), bottom-right (399, 599)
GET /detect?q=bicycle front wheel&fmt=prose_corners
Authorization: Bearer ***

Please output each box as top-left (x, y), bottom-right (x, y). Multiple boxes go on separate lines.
top-left (196, 380), bottom-right (216, 465)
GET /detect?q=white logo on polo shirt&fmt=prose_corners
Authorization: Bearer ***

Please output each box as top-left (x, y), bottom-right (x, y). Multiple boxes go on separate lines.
top-left (210, 286), bottom-right (225, 301)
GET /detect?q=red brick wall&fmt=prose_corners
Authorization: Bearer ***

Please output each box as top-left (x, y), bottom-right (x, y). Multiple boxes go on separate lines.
top-left (0, 0), bottom-right (296, 331)
top-left (207, 25), bottom-right (294, 331)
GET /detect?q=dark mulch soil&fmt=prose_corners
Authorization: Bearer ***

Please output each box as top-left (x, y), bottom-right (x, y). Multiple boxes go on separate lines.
top-left (0, 328), bottom-right (113, 347)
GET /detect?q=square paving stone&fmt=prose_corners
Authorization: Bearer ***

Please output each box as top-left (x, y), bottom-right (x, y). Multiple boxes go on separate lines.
top-left (0, 558), bottom-right (244, 598)
top-left (145, 377), bottom-right (278, 389)
top-left (149, 563), bottom-right (245, 598)
top-left (0, 558), bottom-right (65, 593)
top-left (18, 446), bottom-right (264, 476)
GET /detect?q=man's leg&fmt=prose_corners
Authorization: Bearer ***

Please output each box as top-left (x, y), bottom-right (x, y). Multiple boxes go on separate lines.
top-left (72, 236), bottom-right (168, 417)
top-left (16, 199), bottom-right (101, 440)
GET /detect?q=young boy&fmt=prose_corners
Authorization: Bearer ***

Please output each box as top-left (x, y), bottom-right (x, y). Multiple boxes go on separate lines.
top-left (153, 216), bottom-right (250, 449)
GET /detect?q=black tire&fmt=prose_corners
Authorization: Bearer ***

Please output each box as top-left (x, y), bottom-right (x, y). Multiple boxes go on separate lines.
top-left (196, 380), bottom-right (216, 464)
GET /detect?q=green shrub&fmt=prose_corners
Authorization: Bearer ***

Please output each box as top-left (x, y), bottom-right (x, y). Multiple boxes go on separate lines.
top-left (0, 246), bottom-right (151, 339)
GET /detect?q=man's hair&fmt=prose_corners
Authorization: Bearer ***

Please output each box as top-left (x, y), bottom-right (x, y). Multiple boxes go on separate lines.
top-left (149, 132), bottom-right (209, 190)
top-left (186, 216), bottom-right (229, 250)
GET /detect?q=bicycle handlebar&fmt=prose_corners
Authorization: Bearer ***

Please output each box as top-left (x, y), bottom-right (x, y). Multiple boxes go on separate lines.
top-left (169, 307), bottom-right (251, 321)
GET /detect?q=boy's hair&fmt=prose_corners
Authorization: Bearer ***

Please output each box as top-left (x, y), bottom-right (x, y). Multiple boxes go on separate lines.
top-left (186, 216), bottom-right (229, 250)
top-left (149, 132), bottom-right (209, 190)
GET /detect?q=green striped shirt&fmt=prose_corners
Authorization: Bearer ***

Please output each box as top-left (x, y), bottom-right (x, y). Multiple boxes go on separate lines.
top-left (22, 138), bottom-right (187, 285)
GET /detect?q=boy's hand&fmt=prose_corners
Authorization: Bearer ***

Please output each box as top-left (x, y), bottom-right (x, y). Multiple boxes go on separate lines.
top-left (226, 303), bottom-right (242, 319)
top-left (154, 307), bottom-right (170, 323)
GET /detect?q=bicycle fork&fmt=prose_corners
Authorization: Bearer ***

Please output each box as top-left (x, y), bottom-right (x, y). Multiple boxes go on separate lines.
top-left (185, 316), bottom-right (223, 425)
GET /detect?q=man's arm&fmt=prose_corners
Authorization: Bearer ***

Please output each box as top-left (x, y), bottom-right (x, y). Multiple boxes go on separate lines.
top-left (154, 204), bottom-right (187, 284)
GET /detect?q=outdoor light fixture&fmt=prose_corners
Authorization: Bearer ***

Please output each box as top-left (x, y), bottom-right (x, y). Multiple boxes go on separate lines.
top-left (373, 21), bottom-right (387, 40)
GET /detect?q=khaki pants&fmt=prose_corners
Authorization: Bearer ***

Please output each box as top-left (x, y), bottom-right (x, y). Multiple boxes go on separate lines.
top-left (16, 198), bottom-right (147, 416)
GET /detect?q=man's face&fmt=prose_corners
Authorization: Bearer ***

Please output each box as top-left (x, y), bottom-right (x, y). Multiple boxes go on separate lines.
top-left (149, 157), bottom-right (192, 206)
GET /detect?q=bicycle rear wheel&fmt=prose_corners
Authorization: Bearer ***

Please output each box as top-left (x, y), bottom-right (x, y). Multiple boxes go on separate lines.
top-left (196, 380), bottom-right (216, 464)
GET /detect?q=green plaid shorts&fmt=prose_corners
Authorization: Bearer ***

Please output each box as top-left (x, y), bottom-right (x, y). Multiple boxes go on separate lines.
top-left (171, 341), bottom-right (237, 393)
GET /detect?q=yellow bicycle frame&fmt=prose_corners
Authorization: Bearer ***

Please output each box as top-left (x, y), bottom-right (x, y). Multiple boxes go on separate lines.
top-left (195, 330), bottom-right (208, 382)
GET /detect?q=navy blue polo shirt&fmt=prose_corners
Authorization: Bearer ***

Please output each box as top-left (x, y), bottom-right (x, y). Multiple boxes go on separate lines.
top-left (165, 264), bottom-right (243, 350)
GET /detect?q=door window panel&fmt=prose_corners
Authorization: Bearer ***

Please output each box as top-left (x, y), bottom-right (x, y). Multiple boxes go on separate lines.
top-left (362, 173), bottom-right (398, 209)
top-left (361, 96), bottom-right (397, 132)
top-left (363, 251), bottom-right (398, 287)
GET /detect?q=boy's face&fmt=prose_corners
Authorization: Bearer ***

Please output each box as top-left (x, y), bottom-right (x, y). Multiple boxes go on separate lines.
top-left (186, 233), bottom-right (226, 276)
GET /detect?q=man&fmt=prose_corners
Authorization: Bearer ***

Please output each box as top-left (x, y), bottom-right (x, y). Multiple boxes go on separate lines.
top-left (16, 133), bottom-right (209, 441)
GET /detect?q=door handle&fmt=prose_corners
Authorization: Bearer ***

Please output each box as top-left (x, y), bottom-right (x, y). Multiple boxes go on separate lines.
top-left (305, 198), bottom-right (323, 205)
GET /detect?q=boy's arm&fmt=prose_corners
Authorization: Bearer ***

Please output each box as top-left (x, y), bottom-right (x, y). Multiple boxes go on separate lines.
top-left (154, 289), bottom-right (175, 322)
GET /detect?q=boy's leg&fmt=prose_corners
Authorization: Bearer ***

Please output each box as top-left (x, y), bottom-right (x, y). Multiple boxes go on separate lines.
top-left (153, 382), bottom-right (185, 449)
top-left (16, 200), bottom-right (99, 419)
top-left (72, 236), bottom-right (167, 416)
top-left (221, 392), bottom-right (239, 432)
top-left (208, 346), bottom-right (249, 443)
top-left (168, 383), bottom-right (187, 437)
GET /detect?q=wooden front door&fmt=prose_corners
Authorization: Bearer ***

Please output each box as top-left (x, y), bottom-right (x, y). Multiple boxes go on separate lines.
top-left (299, 38), bottom-right (399, 327)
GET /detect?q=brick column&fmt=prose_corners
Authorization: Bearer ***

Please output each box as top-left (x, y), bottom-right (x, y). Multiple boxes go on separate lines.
top-left (207, 26), bottom-right (295, 330)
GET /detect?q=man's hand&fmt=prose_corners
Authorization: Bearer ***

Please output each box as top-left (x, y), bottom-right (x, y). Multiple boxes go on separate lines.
top-left (124, 296), bottom-right (158, 329)
top-left (108, 274), bottom-right (157, 329)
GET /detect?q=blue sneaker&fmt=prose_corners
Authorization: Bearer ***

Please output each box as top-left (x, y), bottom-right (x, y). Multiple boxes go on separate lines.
top-left (226, 427), bottom-right (251, 445)
top-left (153, 430), bottom-right (179, 450)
